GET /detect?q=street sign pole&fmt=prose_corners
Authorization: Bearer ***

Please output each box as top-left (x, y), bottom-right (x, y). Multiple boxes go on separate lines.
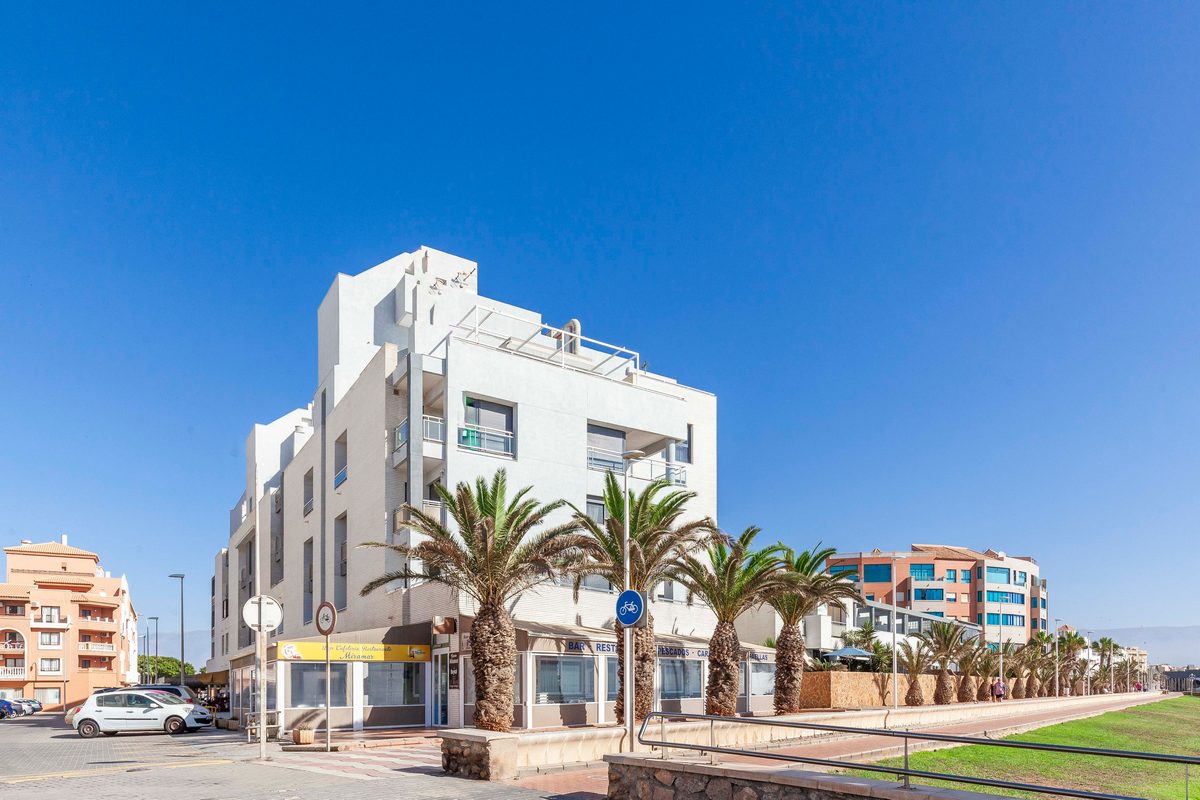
top-left (242, 595), bottom-right (283, 762)
top-left (315, 602), bottom-right (337, 754)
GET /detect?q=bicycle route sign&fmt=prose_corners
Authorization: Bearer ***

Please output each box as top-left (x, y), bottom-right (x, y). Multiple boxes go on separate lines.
top-left (615, 589), bottom-right (647, 628)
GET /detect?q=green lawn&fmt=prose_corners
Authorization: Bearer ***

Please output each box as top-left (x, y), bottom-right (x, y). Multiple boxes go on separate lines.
top-left (844, 696), bottom-right (1200, 799)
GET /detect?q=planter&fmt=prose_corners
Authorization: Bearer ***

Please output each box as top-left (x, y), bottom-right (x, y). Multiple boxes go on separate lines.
top-left (292, 728), bottom-right (315, 745)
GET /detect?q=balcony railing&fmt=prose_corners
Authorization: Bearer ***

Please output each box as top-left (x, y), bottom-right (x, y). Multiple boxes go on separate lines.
top-left (586, 447), bottom-right (687, 485)
top-left (394, 416), bottom-right (447, 451)
top-left (78, 617), bottom-right (116, 628)
top-left (333, 465), bottom-right (348, 488)
top-left (30, 615), bottom-right (70, 628)
top-left (1, 641), bottom-right (25, 651)
top-left (79, 642), bottom-right (116, 652)
top-left (0, 667), bottom-right (26, 679)
top-left (392, 500), bottom-right (446, 532)
top-left (458, 424), bottom-right (515, 457)
top-left (303, 497), bottom-right (314, 516)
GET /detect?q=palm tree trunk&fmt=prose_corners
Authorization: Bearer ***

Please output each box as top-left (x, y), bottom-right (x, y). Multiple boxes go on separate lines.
top-left (634, 615), bottom-right (656, 722)
top-left (470, 603), bottom-right (517, 732)
top-left (976, 676), bottom-right (991, 702)
top-left (905, 674), bottom-right (924, 706)
top-left (773, 621), bottom-right (804, 715)
top-left (934, 669), bottom-right (954, 705)
top-left (1010, 676), bottom-right (1025, 699)
top-left (1025, 673), bottom-right (1040, 699)
top-left (705, 621), bottom-right (740, 716)
top-left (957, 674), bottom-right (975, 703)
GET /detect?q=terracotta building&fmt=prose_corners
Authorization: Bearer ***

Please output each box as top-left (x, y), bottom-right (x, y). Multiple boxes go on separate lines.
top-left (827, 543), bottom-right (1048, 648)
top-left (0, 536), bottom-right (139, 710)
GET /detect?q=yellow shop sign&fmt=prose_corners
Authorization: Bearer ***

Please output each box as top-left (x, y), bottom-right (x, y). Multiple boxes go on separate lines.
top-left (276, 641), bottom-right (430, 662)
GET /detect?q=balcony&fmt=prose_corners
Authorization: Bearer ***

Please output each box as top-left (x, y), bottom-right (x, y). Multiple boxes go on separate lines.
top-left (458, 424), bottom-right (515, 458)
top-left (395, 415), bottom-right (447, 450)
top-left (392, 500), bottom-right (446, 532)
top-left (0, 667), bottom-right (26, 680)
top-left (78, 641), bottom-right (116, 652)
top-left (29, 615), bottom-right (70, 629)
top-left (586, 447), bottom-right (687, 485)
top-left (303, 496), bottom-right (314, 516)
top-left (77, 617), bottom-right (117, 630)
top-left (334, 465), bottom-right (348, 488)
top-left (1, 641), bottom-right (25, 652)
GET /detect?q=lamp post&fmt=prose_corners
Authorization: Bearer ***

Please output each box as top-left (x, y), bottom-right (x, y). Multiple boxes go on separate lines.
top-left (1054, 618), bottom-right (1063, 697)
top-left (621, 449), bottom-right (645, 753)
top-left (169, 574), bottom-right (185, 684)
top-left (1085, 630), bottom-right (1093, 696)
top-left (890, 555), bottom-right (898, 710)
top-left (149, 616), bottom-right (160, 683)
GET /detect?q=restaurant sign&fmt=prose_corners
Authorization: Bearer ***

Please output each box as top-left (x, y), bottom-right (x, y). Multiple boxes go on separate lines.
top-left (277, 641), bottom-right (430, 662)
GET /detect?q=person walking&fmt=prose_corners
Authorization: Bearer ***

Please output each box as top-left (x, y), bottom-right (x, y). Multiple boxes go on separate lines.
top-left (994, 677), bottom-right (1006, 702)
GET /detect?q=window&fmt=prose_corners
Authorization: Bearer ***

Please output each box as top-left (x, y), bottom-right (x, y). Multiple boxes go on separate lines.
top-left (1041, 619), bottom-right (1047, 630)
top-left (658, 581), bottom-right (676, 602)
top-left (38, 632), bottom-right (61, 647)
top-left (39, 658), bottom-right (62, 673)
top-left (288, 662), bottom-right (351, 708)
top-left (96, 693), bottom-right (126, 708)
top-left (333, 433), bottom-right (348, 487)
top-left (1014, 571), bottom-right (1027, 586)
top-left (303, 538), bottom-right (314, 624)
top-left (585, 424), bottom-right (626, 471)
top-left (986, 591), bottom-right (1026, 605)
top-left (270, 488), bottom-right (284, 585)
top-left (1041, 598), bottom-right (1046, 609)
top-left (675, 424), bottom-right (692, 464)
top-left (947, 593), bottom-right (957, 602)
top-left (961, 571), bottom-right (971, 584)
top-left (334, 515), bottom-right (348, 610)
top-left (986, 566), bottom-right (1010, 584)
top-left (41, 606), bottom-right (61, 623)
top-left (976, 567), bottom-right (983, 579)
top-left (984, 613), bottom-right (1000, 626)
top-left (364, 663), bottom-right (424, 706)
top-left (607, 657), bottom-right (620, 701)
top-left (862, 564), bottom-right (892, 583)
top-left (945, 569), bottom-right (957, 583)
top-left (909, 564), bottom-right (934, 581)
top-left (1000, 614), bottom-right (1025, 627)
top-left (829, 565), bottom-right (857, 578)
top-left (927, 611), bottom-right (944, 617)
top-left (659, 659), bottom-right (702, 700)
top-left (977, 591), bottom-right (983, 602)
top-left (463, 656), bottom-right (522, 704)
top-left (535, 655), bottom-right (595, 704)
top-left (865, 594), bottom-right (875, 602)
top-left (749, 663), bottom-right (776, 696)
top-left (5, 604), bottom-right (23, 616)
top-left (585, 495), bottom-right (607, 526)
top-left (34, 688), bottom-right (60, 705)
top-left (126, 693), bottom-right (158, 708)
top-left (303, 469), bottom-right (314, 516)
top-left (81, 659), bottom-right (91, 669)
top-left (461, 397), bottom-right (516, 456)
top-left (912, 588), bottom-right (943, 601)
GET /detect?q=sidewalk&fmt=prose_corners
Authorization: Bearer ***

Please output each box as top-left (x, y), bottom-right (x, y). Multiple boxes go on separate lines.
top-left (515, 692), bottom-right (1163, 799)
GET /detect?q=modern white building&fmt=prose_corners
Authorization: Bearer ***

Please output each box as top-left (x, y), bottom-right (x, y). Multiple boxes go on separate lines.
top-left (207, 246), bottom-right (776, 732)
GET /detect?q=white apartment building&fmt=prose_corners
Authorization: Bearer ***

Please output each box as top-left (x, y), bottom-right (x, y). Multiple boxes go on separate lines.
top-left (208, 246), bottom-right (776, 732)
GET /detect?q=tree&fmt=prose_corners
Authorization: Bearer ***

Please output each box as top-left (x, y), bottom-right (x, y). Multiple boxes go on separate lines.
top-left (137, 655), bottom-right (195, 679)
top-left (976, 648), bottom-right (998, 701)
top-left (1025, 632), bottom-right (1053, 698)
top-left (679, 526), bottom-right (791, 716)
top-left (918, 622), bottom-right (967, 705)
top-left (561, 472), bottom-right (714, 724)
top-left (360, 469), bottom-right (584, 732)
top-left (1057, 632), bottom-right (1087, 694)
top-left (841, 620), bottom-right (877, 650)
top-left (896, 641), bottom-right (932, 706)
top-left (767, 543), bottom-right (860, 714)
top-left (956, 642), bottom-right (983, 703)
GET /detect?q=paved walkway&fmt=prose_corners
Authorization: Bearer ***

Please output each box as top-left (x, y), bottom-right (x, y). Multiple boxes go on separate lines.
top-left (515, 693), bottom-right (1163, 799)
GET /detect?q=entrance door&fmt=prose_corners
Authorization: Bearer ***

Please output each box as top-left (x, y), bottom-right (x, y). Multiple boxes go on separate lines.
top-left (432, 652), bottom-right (449, 726)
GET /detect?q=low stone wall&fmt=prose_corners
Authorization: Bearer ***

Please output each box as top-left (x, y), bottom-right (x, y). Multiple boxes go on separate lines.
top-left (606, 753), bottom-right (996, 800)
top-left (440, 729), bottom-right (518, 781)
top-left (801, 672), bottom-right (965, 709)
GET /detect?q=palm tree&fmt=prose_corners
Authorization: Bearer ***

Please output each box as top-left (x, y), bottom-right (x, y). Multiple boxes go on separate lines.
top-left (918, 622), bottom-right (967, 705)
top-left (896, 641), bottom-right (932, 706)
top-left (359, 469), bottom-right (583, 732)
top-left (1025, 631), bottom-right (1053, 698)
top-left (868, 640), bottom-right (894, 674)
top-left (841, 620), bottom-right (877, 650)
top-left (561, 473), bottom-right (714, 725)
top-left (679, 527), bottom-right (791, 716)
top-left (768, 543), bottom-right (861, 714)
top-left (1007, 644), bottom-right (1028, 699)
top-left (956, 641), bottom-right (983, 702)
top-left (1057, 632), bottom-right (1087, 694)
top-left (976, 648), bottom-right (998, 701)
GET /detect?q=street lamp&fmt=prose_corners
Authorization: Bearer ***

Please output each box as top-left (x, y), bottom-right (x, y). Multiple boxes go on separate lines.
top-left (621, 449), bottom-right (645, 753)
top-left (1054, 618), bottom-right (1063, 697)
top-left (890, 555), bottom-right (898, 710)
top-left (169, 574), bottom-right (185, 685)
top-left (1085, 630), bottom-right (1093, 696)
top-left (148, 616), bottom-right (160, 683)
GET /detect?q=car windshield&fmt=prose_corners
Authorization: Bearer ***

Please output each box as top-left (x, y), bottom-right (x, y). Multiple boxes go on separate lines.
top-left (146, 692), bottom-right (186, 704)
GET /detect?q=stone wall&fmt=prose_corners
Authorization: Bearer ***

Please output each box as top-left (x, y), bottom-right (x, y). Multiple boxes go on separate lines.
top-left (801, 671), bottom-right (969, 709)
top-left (440, 729), bottom-right (518, 781)
top-left (605, 753), bottom-right (996, 800)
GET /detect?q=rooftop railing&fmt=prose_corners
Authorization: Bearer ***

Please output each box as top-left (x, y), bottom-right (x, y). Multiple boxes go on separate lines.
top-left (637, 711), bottom-right (1200, 800)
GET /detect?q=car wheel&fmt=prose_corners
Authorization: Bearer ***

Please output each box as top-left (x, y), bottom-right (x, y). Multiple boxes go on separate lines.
top-left (164, 716), bottom-right (185, 735)
top-left (78, 720), bottom-right (100, 738)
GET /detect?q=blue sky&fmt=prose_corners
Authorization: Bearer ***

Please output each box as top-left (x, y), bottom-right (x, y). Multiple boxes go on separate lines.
top-left (2, 4), bottom-right (1198, 664)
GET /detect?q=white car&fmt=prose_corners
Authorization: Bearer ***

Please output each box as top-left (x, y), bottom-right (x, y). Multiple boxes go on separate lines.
top-left (73, 689), bottom-right (213, 737)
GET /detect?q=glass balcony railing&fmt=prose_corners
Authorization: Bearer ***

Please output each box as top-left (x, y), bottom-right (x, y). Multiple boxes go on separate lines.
top-left (334, 466), bottom-right (348, 488)
top-left (458, 424), bottom-right (515, 457)
top-left (394, 416), bottom-right (446, 450)
top-left (303, 497), bottom-right (314, 516)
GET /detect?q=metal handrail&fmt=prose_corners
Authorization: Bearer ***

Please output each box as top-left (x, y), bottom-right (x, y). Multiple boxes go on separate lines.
top-left (637, 710), bottom-right (1200, 800)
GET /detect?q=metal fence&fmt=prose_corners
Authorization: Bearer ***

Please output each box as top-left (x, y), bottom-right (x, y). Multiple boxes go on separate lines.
top-left (637, 710), bottom-right (1200, 800)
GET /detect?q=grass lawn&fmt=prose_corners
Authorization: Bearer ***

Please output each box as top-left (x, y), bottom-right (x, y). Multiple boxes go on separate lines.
top-left (844, 696), bottom-right (1200, 799)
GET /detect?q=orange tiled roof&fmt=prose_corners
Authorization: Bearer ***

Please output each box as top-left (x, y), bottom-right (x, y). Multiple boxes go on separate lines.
top-left (0, 584), bottom-right (34, 601)
top-left (4, 541), bottom-right (100, 560)
top-left (8, 569), bottom-right (96, 587)
top-left (910, 543), bottom-right (987, 561)
top-left (71, 594), bottom-right (120, 607)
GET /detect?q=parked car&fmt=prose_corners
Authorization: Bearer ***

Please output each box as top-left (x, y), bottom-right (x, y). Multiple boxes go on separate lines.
top-left (96, 684), bottom-right (202, 704)
top-left (14, 700), bottom-right (35, 715)
top-left (0, 699), bottom-right (15, 718)
top-left (73, 689), bottom-right (213, 738)
top-left (13, 697), bottom-right (41, 712)
top-left (65, 703), bottom-right (84, 726)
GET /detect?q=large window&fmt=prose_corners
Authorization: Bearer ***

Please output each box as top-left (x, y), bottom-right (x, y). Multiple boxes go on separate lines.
top-left (585, 424), bottom-right (626, 471)
top-left (34, 687), bottom-right (60, 705)
top-left (38, 632), bottom-right (61, 647)
top-left (912, 588), bottom-right (943, 601)
top-left (675, 424), bottom-right (693, 464)
top-left (303, 538), bottom-right (314, 623)
top-left (1014, 571), bottom-right (1027, 586)
top-left (862, 563), bottom-right (892, 583)
top-left (1000, 614), bottom-right (1026, 627)
top-left (461, 397), bottom-right (516, 457)
top-left (986, 590), bottom-right (1026, 605)
top-left (986, 566), bottom-right (1010, 584)
top-left (464, 656), bottom-right (521, 704)
top-left (659, 659), bottom-right (702, 700)
top-left (39, 658), bottom-right (62, 673)
top-left (334, 514), bottom-right (348, 611)
top-left (909, 563), bottom-right (934, 581)
top-left (945, 569), bottom-right (957, 582)
top-left (749, 663), bottom-right (776, 696)
top-left (606, 657), bottom-right (620, 701)
top-left (288, 662), bottom-right (351, 708)
top-left (535, 655), bottom-right (595, 704)
top-left (364, 663), bottom-right (424, 706)
top-left (829, 565), bottom-right (857, 578)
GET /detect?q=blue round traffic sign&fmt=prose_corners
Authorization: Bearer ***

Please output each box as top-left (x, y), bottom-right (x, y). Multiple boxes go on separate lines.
top-left (616, 590), bottom-right (645, 627)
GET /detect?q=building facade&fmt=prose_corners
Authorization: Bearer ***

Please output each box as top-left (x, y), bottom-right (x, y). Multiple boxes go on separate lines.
top-left (827, 544), bottom-right (1048, 648)
top-left (207, 247), bottom-right (776, 732)
top-left (0, 536), bottom-right (139, 710)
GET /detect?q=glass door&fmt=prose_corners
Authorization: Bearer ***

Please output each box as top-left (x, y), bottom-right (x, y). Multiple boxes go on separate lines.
top-left (433, 652), bottom-right (449, 726)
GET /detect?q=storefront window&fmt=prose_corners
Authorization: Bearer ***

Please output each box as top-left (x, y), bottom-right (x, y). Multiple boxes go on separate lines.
top-left (535, 655), bottom-right (595, 704)
top-left (364, 662), bottom-right (424, 706)
top-left (659, 659), bottom-right (702, 700)
top-left (288, 662), bottom-right (351, 708)
top-left (737, 664), bottom-right (748, 697)
top-left (463, 656), bottom-right (521, 704)
top-left (606, 656), bottom-right (619, 701)
top-left (749, 662), bottom-right (775, 696)
top-left (34, 687), bottom-right (61, 705)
